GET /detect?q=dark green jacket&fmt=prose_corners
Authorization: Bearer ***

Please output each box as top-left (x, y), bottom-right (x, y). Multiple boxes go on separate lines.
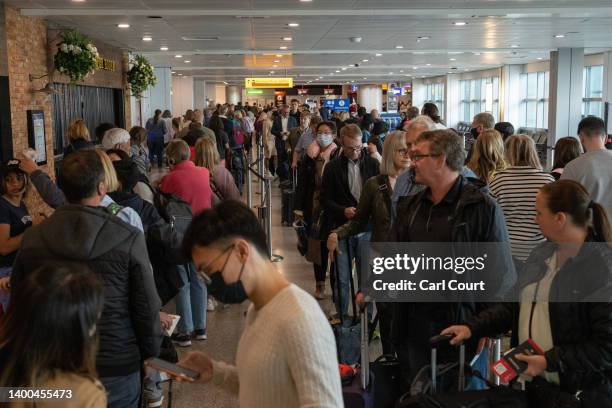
top-left (334, 174), bottom-right (393, 243)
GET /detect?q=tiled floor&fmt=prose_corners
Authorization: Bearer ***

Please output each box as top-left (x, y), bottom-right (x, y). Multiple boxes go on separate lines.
top-left (160, 176), bottom-right (342, 408)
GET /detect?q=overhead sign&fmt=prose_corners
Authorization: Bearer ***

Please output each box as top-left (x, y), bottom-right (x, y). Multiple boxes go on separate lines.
top-left (322, 98), bottom-right (350, 112)
top-left (391, 88), bottom-right (402, 96)
top-left (298, 88), bottom-right (308, 95)
top-left (245, 77), bottom-right (293, 88)
top-left (323, 88), bottom-right (335, 95)
top-left (246, 89), bottom-right (263, 94)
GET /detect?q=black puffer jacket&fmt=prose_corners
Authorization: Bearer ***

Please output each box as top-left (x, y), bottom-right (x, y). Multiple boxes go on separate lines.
top-left (109, 191), bottom-right (185, 304)
top-left (11, 205), bottom-right (162, 378)
top-left (466, 240), bottom-right (612, 405)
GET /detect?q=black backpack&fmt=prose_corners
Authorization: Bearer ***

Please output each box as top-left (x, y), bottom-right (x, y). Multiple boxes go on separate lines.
top-left (153, 190), bottom-right (193, 235)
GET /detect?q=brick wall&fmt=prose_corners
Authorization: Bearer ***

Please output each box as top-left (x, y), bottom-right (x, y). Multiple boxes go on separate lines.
top-left (5, 6), bottom-right (54, 215)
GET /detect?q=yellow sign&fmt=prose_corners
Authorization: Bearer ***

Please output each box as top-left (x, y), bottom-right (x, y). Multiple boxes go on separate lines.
top-left (95, 57), bottom-right (116, 71)
top-left (245, 77), bottom-right (293, 89)
top-left (381, 84), bottom-right (388, 91)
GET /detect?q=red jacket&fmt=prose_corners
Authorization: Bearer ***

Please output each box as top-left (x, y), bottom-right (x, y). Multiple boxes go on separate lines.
top-left (160, 160), bottom-right (212, 215)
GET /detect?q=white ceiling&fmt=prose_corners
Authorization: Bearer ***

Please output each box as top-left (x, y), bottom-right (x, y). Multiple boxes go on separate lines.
top-left (8, 0), bottom-right (612, 85)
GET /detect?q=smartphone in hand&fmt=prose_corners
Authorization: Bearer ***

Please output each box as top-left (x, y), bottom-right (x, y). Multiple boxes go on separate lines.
top-left (145, 357), bottom-right (200, 381)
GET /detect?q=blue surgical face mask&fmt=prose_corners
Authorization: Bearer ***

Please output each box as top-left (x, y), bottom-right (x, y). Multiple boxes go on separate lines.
top-left (317, 133), bottom-right (333, 147)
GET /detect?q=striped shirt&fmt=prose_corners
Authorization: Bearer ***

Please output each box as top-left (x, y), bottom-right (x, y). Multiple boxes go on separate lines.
top-left (489, 166), bottom-right (555, 261)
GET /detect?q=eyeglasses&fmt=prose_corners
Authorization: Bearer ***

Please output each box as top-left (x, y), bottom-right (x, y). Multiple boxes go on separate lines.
top-left (410, 153), bottom-right (441, 162)
top-left (343, 146), bottom-right (362, 153)
top-left (196, 245), bottom-right (234, 285)
top-left (396, 148), bottom-right (410, 156)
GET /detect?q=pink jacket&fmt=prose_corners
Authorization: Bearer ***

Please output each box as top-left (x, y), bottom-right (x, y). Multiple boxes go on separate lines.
top-left (160, 160), bottom-right (212, 215)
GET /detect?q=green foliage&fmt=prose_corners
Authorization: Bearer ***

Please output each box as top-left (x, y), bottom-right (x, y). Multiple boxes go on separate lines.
top-left (53, 30), bottom-right (99, 83)
top-left (127, 55), bottom-right (157, 99)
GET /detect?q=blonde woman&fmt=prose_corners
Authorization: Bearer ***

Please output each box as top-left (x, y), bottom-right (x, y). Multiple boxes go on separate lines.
top-left (467, 129), bottom-right (507, 184)
top-left (326, 131), bottom-right (410, 353)
top-left (95, 149), bottom-right (144, 231)
top-left (64, 119), bottom-right (93, 157)
top-left (194, 138), bottom-right (240, 204)
top-left (489, 135), bottom-right (554, 261)
top-left (339, 111), bottom-right (350, 122)
top-left (260, 112), bottom-right (276, 176)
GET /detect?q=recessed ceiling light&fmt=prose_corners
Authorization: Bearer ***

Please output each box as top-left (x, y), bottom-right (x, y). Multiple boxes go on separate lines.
top-left (351, 80), bottom-right (355, 83)
top-left (389, 72), bottom-right (394, 74)
top-left (142, 36), bottom-right (152, 41)
top-left (417, 36), bottom-right (430, 40)
top-left (160, 46), bottom-right (168, 51)
top-left (279, 46), bottom-right (288, 50)
top-left (395, 45), bottom-right (404, 49)
top-left (511, 44), bottom-right (519, 48)
top-left (283, 37), bottom-right (293, 41)
top-left (330, 73), bottom-right (334, 75)
top-left (185, 60), bottom-right (191, 63)
top-left (363, 77), bottom-right (367, 79)
top-left (273, 65), bottom-right (278, 68)
top-left (362, 59), bottom-right (369, 62)
top-left (171, 71), bottom-right (176, 74)
top-left (288, 22), bottom-right (300, 27)
top-left (300, 0), bottom-right (312, 2)
top-left (117, 23), bottom-right (130, 28)
top-left (405, 74), bottom-right (411, 77)
top-left (447, 71), bottom-right (454, 74)
top-left (335, 70), bottom-right (340, 73)
top-left (449, 58), bottom-right (457, 61)
top-left (342, 67), bottom-right (347, 70)
top-left (413, 66), bottom-right (418, 69)
top-left (175, 55), bottom-right (183, 58)
top-left (178, 73), bottom-right (183, 76)
top-left (375, 53), bottom-right (382, 57)
top-left (554, 34), bottom-right (565, 38)
top-left (426, 63), bottom-right (431, 66)
top-left (453, 21), bottom-right (467, 26)
top-left (270, 70), bottom-right (275, 74)
top-left (465, 68), bottom-right (470, 71)
top-left (537, 57), bottom-right (544, 60)
top-left (275, 54), bottom-right (283, 58)
top-left (399, 70), bottom-right (404, 73)
top-left (474, 52), bottom-right (481, 56)
top-left (273, 60), bottom-right (280, 63)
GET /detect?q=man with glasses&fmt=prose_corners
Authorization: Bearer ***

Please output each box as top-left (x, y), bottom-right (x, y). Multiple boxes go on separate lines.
top-left (320, 124), bottom-right (379, 320)
top-left (389, 129), bottom-right (515, 390)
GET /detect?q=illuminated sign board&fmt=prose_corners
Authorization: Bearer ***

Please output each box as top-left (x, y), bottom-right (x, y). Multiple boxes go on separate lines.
top-left (245, 77), bottom-right (293, 88)
top-left (298, 88), bottom-right (308, 95)
top-left (95, 57), bottom-right (116, 71)
top-left (246, 89), bottom-right (263, 94)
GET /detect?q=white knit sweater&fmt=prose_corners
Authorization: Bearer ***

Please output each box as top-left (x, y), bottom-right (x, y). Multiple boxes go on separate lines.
top-left (211, 284), bottom-right (343, 407)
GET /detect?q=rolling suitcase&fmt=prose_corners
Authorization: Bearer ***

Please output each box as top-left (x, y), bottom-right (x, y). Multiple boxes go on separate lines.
top-left (281, 169), bottom-right (297, 226)
top-left (395, 335), bottom-right (527, 408)
top-left (342, 308), bottom-right (375, 408)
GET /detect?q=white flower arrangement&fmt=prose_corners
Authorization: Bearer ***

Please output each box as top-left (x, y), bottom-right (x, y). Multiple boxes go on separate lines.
top-left (54, 30), bottom-right (100, 83)
top-left (127, 55), bottom-right (157, 99)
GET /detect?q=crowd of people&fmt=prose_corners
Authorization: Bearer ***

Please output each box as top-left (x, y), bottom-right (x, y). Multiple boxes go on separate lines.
top-left (0, 96), bottom-right (611, 407)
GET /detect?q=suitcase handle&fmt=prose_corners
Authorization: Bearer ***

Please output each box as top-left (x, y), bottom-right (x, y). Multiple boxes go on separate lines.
top-left (429, 334), bottom-right (457, 347)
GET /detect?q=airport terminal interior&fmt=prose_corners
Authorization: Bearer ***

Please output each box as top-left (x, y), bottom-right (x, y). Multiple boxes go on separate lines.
top-left (1, 1), bottom-right (612, 408)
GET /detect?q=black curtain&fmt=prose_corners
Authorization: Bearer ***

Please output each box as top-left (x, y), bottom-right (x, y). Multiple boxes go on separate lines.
top-left (52, 83), bottom-right (123, 155)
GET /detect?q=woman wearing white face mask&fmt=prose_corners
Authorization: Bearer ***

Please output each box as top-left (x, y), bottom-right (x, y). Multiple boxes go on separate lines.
top-left (177, 200), bottom-right (343, 408)
top-left (294, 121), bottom-right (339, 299)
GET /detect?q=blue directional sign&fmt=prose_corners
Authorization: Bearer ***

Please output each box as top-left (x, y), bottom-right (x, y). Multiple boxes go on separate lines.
top-left (322, 98), bottom-right (350, 112)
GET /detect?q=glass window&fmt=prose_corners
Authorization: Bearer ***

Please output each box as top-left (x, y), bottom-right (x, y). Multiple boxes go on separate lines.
top-left (424, 82), bottom-right (445, 119)
top-left (582, 65), bottom-right (604, 118)
top-left (459, 77), bottom-right (500, 123)
top-left (519, 71), bottom-right (549, 128)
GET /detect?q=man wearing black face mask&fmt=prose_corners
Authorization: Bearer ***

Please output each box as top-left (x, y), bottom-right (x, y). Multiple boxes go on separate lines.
top-left (466, 112), bottom-right (495, 163)
top-left (178, 200), bottom-right (343, 407)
